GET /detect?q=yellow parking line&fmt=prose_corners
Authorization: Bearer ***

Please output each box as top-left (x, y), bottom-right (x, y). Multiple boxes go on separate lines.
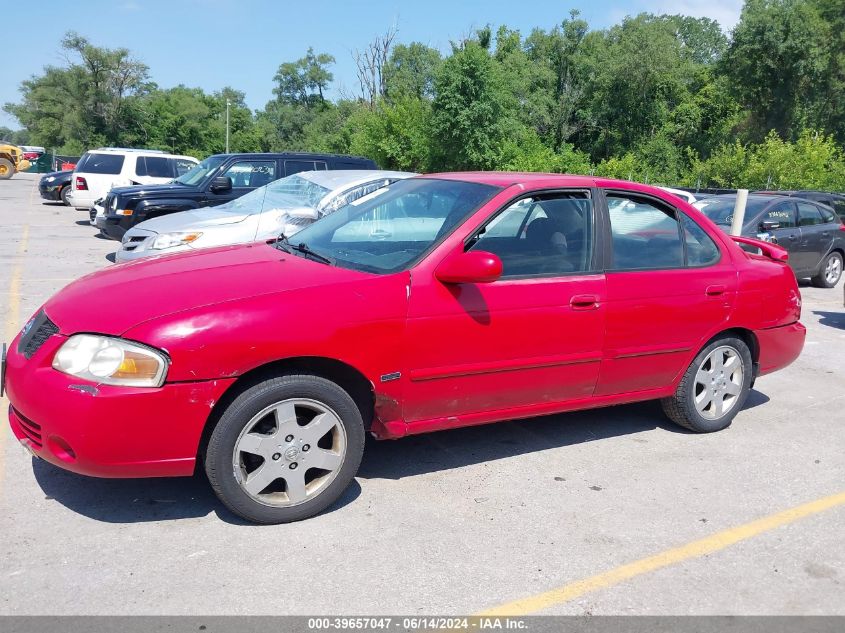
top-left (479, 490), bottom-right (845, 616)
top-left (1, 223), bottom-right (30, 494)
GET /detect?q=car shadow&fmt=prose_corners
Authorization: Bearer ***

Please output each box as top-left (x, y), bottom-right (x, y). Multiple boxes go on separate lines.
top-left (359, 392), bottom-right (770, 480)
top-left (30, 392), bottom-right (770, 523)
top-left (74, 220), bottom-right (92, 226)
top-left (813, 310), bottom-right (845, 330)
top-left (31, 458), bottom-right (362, 525)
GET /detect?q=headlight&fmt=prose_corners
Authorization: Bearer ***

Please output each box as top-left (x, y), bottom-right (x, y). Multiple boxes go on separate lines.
top-left (52, 334), bottom-right (168, 387)
top-left (45, 176), bottom-right (56, 183)
top-left (151, 232), bottom-right (203, 250)
top-left (111, 197), bottom-right (118, 210)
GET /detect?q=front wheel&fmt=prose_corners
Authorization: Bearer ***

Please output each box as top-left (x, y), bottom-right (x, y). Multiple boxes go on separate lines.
top-left (204, 374), bottom-right (365, 524)
top-left (661, 336), bottom-right (752, 433)
top-left (811, 251), bottom-right (843, 288)
top-left (0, 158), bottom-right (13, 180)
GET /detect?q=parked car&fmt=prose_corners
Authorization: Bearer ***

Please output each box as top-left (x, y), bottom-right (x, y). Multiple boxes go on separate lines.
top-left (98, 152), bottom-right (379, 241)
top-left (693, 194), bottom-right (845, 287)
top-left (20, 145), bottom-right (46, 162)
top-left (116, 170), bottom-right (414, 262)
top-left (38, 169), bottom-right (74, 205)
top-left (657, 186), bottom-right (697, 204)
top-left (66, 148), bottom-right (199, 211)
top-left (4, 174), bottom-right (806, 523)
top-left (755, 190), bottom-right (845, 221)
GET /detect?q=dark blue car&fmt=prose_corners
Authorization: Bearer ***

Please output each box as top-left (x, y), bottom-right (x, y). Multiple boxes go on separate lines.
top-left (38, 169), bottom-right (74, 205)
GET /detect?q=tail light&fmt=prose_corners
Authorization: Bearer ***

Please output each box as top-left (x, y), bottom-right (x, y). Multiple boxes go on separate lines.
top-left (75, 176), bottom-right (88, 191)
top-left (838, 223), bottom-right (845, 231)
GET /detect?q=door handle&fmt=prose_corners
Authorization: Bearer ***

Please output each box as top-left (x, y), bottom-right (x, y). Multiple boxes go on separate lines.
top-left (706, 285), bottom-right (726, 296)
top-left (570, 294), bottom-right (600, 310)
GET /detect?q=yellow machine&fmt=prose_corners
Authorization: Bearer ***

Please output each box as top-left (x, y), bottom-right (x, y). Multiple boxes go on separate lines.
top-left (0, 143), bottom-right (31, 179)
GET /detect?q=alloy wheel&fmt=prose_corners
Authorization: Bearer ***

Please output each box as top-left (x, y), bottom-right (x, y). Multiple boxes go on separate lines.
top-left (824, 254), bottom-right (842, 286)
top-left (693, 345), bottom-right (744, 420)
top-left (232, 398), bottom-right (347, 507)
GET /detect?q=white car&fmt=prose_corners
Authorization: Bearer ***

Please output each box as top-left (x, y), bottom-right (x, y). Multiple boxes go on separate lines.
top-left (657, 186), bottom-right (697, 204)
top-left (67, 148), bottom-right (198, 210)
top-left (115, 170), bottom-right (416, 262)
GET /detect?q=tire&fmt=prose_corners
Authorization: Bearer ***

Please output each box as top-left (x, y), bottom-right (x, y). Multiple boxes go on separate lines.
top-left (810, 251), bottom-right (843, 288)
top-left (661, 336), bottom-right (752, 433)
top-left (204, 374), bottom-right (365, 524)
top-left (0, 158), bottom-right (13, 180)
top-left (60, 186), bottom-right (70, 206)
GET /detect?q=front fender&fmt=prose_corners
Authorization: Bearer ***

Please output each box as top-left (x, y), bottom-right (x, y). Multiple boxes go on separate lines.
top-left (134, 198), bottom-right (200, 221)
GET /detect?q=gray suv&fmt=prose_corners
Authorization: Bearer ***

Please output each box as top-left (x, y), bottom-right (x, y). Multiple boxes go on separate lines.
top-left (694, 194), bottom-right (845, 288)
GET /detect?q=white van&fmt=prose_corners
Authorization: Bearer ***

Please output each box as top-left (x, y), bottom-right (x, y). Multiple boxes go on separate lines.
top-left (66, 148), bottom-right (198, 210)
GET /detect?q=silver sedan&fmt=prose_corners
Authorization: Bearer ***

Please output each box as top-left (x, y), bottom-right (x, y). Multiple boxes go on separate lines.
top-left (115, 170), bottom-right (415, 262)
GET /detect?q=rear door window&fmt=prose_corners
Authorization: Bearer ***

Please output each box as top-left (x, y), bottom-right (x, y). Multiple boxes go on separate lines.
top-left (607, 194), bottom-right (684, 270)
top-left (77, 153), bottom-right (124, 175)
top-left (284, 160), bottom-right (325, 176)
top-left (817, 206), bottom-right (837, 224)
top-left (797, 202), bottom-right (824, 227)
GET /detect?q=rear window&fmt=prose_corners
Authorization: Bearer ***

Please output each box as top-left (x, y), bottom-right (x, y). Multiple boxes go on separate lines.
top-left (76, 152), bottom-right (125, 175)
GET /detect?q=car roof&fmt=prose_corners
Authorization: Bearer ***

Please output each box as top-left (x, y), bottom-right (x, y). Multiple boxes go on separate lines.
top-left (297, 169), bottom-right (416, 189)
top-left (756, 190), bottom-right (845, 197)
top-left (421, 172), bottom-right (599, 187)
top-left (700, 193), bottom-right (794, 203)
top-left (207, 152), bottom-right (376, 161)
top-left (89, 147), bottom-right (170, 154)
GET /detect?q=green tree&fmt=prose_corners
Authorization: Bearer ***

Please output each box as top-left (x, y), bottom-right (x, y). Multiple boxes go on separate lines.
top-left (384, 43), bottom-right (442, 100)
top-left (273, 47), bottom-right (335, 107)
top-left (5, 32), bottom-right (150, 153)
top-left (428, 41), bottom-right (512, 170)
top-left (347, 97), bottom-right (431, 171)
top-left (721, 0), bottom-right (830, 142)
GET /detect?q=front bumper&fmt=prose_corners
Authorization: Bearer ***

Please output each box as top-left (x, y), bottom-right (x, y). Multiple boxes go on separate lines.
top-left (5, 330), bottom-right (235, 478)
top-left (755, 321), bottom-right (806, 376)
top-left (101, 216), bottom-right (130, 240)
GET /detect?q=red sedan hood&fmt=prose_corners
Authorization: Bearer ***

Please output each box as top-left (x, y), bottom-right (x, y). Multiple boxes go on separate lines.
top-left (44, 243), bottom-right (370, 336)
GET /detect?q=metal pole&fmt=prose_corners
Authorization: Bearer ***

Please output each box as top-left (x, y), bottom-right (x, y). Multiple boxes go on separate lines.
top-left (730, 189), bottom-right (749, 236)
top-left (225, 99), bottom-right (231, 153)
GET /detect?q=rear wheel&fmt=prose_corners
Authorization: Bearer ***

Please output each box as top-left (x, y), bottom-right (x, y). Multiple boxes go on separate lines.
top-left (811, 251), bottom-right (843, 288)
top-left (0, 158), bottom-right (13, 180)
top-left (661, 336), bottom-right (752, 433)
top-left (204, 374), bottom-right (365, 524)
top-left (60, 185), bottom-right (71, 206)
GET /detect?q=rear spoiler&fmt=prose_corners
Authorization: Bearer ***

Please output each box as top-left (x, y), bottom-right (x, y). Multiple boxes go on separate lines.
top-left (729, 235), bottom-right (789, 262)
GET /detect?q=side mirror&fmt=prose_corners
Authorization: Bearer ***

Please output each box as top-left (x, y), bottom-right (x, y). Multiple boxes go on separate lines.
top-left (210, 176), bottom-right (232, 193)
top-left (287, 206), bottom-right (319, 220)
top-left (435, 250), bottom-right (503, 284)
top-left (760, 220), bottom-right (780, 231)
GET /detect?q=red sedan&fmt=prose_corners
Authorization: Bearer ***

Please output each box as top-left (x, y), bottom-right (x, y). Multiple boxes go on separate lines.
top-left (4, 174), bottom-right (805, 523)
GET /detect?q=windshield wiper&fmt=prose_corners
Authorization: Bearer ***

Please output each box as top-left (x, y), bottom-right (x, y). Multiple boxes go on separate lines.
top-left (275, 234), bottom-right (293, 253)
top-left (276, 235), bottom-right (334, 265)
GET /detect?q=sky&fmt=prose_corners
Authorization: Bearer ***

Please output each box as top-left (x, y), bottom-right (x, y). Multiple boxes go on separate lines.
top-left (0, 0), bottom-right (744, 130)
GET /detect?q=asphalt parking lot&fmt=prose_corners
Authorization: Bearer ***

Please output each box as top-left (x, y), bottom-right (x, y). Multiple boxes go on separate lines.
top-left (1, 172), bottom-right (843, 616)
